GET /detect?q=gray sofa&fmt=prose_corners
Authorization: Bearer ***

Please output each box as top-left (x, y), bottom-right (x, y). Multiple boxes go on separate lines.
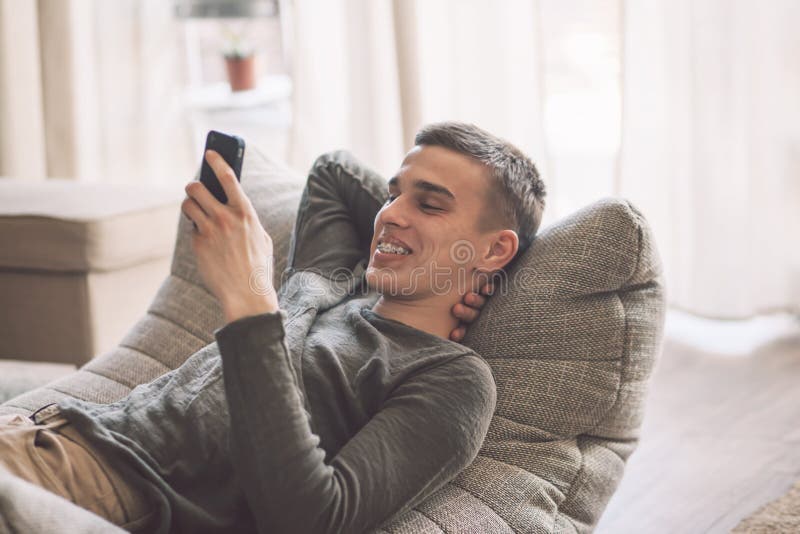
top-left (0, 145), bottom-right (666, 533)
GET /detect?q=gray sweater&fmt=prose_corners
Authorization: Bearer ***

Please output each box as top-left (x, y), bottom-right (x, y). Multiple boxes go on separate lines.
top-left (57, 288), bottom-right (496, 533)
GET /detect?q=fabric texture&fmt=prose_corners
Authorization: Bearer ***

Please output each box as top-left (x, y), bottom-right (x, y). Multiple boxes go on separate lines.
top-left (213, 304), bottom-right (496, 533)
top-left (0, 145), bottom-right (665, 533)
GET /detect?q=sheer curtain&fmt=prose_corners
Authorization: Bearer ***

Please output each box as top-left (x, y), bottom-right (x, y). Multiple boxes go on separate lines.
top-left (286, 0), bottom-right (799, 318)
top-left (0, 0), bottom-right (194, 186)
top-left (283, 0), bottom-right (547, 180)
top-left (618, 0), bottom-right (800, 318)
top-left (0, 0), bottom-right (46, 179)
top-left (282, 0), bottom-right (406, 179)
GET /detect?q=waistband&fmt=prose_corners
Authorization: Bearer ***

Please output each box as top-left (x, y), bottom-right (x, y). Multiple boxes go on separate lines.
top-left (28, 401), bottom-right (155, 531)
top-left (29, 402), bottom-right (63, 425)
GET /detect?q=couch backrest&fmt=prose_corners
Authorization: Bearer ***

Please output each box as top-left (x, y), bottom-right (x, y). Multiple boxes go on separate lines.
top-left (379, 198), bottom-right (666, 533)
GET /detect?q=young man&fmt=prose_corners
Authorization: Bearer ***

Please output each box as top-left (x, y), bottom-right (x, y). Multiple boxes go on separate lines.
top-left (0, 122), bottom-right (545, 533)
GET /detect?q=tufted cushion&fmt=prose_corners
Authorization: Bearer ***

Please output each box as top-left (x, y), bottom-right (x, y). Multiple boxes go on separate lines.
top-left (246, 148), bottom-right (663, 532)
top-left (374, 198), bottom-right (666, 533)
top-left (0, 146), bottom-right (665, 533)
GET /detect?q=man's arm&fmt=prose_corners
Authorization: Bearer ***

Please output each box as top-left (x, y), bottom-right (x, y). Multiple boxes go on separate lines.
top-left (214, 311), bottom-right (497, 534)
top-left (286, 150), bottom-right (387, 278)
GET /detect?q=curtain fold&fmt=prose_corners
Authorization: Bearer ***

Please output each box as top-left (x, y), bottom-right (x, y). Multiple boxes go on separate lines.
top-left (4, 0), bottom-right (795, 317)
top-left (618, 0), bottom-right (800, 318)
top-left (0, 0), bottom-right (194, 186)
top-left (284, 0), bottom-right (406, 179)
top-left (0, 0), bottom-right (47, 179)
top-left (285, 0), bottom-right (548, 180)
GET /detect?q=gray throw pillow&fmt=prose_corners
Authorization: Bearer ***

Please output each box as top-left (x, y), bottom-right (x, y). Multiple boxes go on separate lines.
top-left (453, 197), bottom-right (665, 530)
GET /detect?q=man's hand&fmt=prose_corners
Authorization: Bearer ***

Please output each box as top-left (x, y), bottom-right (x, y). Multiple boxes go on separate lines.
top-left (181, 150), bottom-right (279, 324)
top-left (449, 278), bottom-right (494, 342)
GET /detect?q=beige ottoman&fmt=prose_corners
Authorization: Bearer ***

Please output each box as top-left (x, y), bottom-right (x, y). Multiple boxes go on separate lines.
top-left (0, 178), bottom-right (183, 366)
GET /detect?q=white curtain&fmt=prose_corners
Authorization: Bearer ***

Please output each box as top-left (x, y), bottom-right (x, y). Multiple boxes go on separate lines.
top-left (0, 0), bottom-right (46, 179)
top-left (0, 0), bottom-right (194, 186)
top-left (8, 0), bottom-right (793, 318)
top-left (286, 0), bottom-right (799, 319)
top-left (283, 0), bottom-right (547, 180)
top-left (619, 0), bottom-right (800, 318)
top-left (282, 0), bottom-right (406, 179)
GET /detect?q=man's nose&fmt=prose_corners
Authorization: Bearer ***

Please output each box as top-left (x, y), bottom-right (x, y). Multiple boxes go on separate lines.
top-left (379, 197), bottom-right (410, 228)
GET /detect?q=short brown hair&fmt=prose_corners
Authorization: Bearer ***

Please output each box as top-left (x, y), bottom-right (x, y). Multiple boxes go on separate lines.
top-left (414, 121), bottom-right (546, 262)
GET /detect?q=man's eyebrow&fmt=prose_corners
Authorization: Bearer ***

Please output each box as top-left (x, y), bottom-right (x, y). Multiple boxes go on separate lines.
top-left (388, 176), bottom-right (455, 200)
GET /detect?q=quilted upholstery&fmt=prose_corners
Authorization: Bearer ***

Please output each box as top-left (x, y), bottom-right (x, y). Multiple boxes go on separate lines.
top-left (0, 145), bottom-right (665, 533)
top-left (375, 198), bottom-right (665, 533)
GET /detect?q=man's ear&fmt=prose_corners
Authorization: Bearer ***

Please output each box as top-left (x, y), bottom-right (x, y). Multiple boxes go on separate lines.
top-left (480, 229), bottom-right (519, 273)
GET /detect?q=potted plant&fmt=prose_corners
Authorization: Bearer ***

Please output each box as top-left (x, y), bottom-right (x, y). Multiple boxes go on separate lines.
top-left (221, 27), bottom-right (257, 92)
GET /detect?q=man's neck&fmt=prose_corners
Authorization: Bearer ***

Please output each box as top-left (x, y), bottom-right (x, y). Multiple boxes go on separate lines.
top-left (370, 294), bottom-right (459, 340)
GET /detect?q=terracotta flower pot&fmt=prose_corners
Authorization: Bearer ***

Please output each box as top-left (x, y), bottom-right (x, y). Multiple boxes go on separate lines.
top-left (225, 54), bottom-right (256, 92)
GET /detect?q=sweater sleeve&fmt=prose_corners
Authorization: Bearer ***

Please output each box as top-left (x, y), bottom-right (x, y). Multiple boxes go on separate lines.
top-left (214, 311), bottom-right (497, 534)
top-left (287, 151), bottom-right (387, 277)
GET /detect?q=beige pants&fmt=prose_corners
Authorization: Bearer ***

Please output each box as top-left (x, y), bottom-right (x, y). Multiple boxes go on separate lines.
top-left (0, 406), bottom-right (154, 531)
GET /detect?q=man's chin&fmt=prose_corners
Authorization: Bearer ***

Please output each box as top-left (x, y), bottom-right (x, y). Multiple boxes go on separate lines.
top-left (365, 266), bottom-right (413, 297)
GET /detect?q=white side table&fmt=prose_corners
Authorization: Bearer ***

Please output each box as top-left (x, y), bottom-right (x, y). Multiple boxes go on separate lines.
top-left (184, 74), bottom-right (292, 164)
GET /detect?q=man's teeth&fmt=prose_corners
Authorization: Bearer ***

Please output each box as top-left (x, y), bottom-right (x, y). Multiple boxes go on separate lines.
top-left (377, 242), bottom-right (411, 255)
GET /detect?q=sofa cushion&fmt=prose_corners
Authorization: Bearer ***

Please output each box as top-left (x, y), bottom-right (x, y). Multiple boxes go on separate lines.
top-left (430, 197), bottom-right (665, 532)
top-left (0, 178), bottom-right (183, 271)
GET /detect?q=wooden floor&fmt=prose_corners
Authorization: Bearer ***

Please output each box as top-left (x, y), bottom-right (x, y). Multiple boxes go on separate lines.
top-left (596, 319), bottom-right (800, 533)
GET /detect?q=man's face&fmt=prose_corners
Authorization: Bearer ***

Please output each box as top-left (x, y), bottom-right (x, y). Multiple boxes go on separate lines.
top-left (365, 144), bottom-right (496, 299)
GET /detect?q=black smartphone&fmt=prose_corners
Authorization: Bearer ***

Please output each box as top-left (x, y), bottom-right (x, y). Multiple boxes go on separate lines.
top-left (199, 130), bottom-right (245, 204)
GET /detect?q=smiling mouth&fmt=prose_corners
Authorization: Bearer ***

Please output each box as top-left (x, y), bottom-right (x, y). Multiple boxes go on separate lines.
top-left (376, 242), bottom-right (412, 255)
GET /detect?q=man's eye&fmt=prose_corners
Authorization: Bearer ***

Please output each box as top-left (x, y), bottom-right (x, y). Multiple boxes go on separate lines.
top-left (420, 203), bottom-right (441, 211)
top-left (386, 194), bottom-right (397, 203)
